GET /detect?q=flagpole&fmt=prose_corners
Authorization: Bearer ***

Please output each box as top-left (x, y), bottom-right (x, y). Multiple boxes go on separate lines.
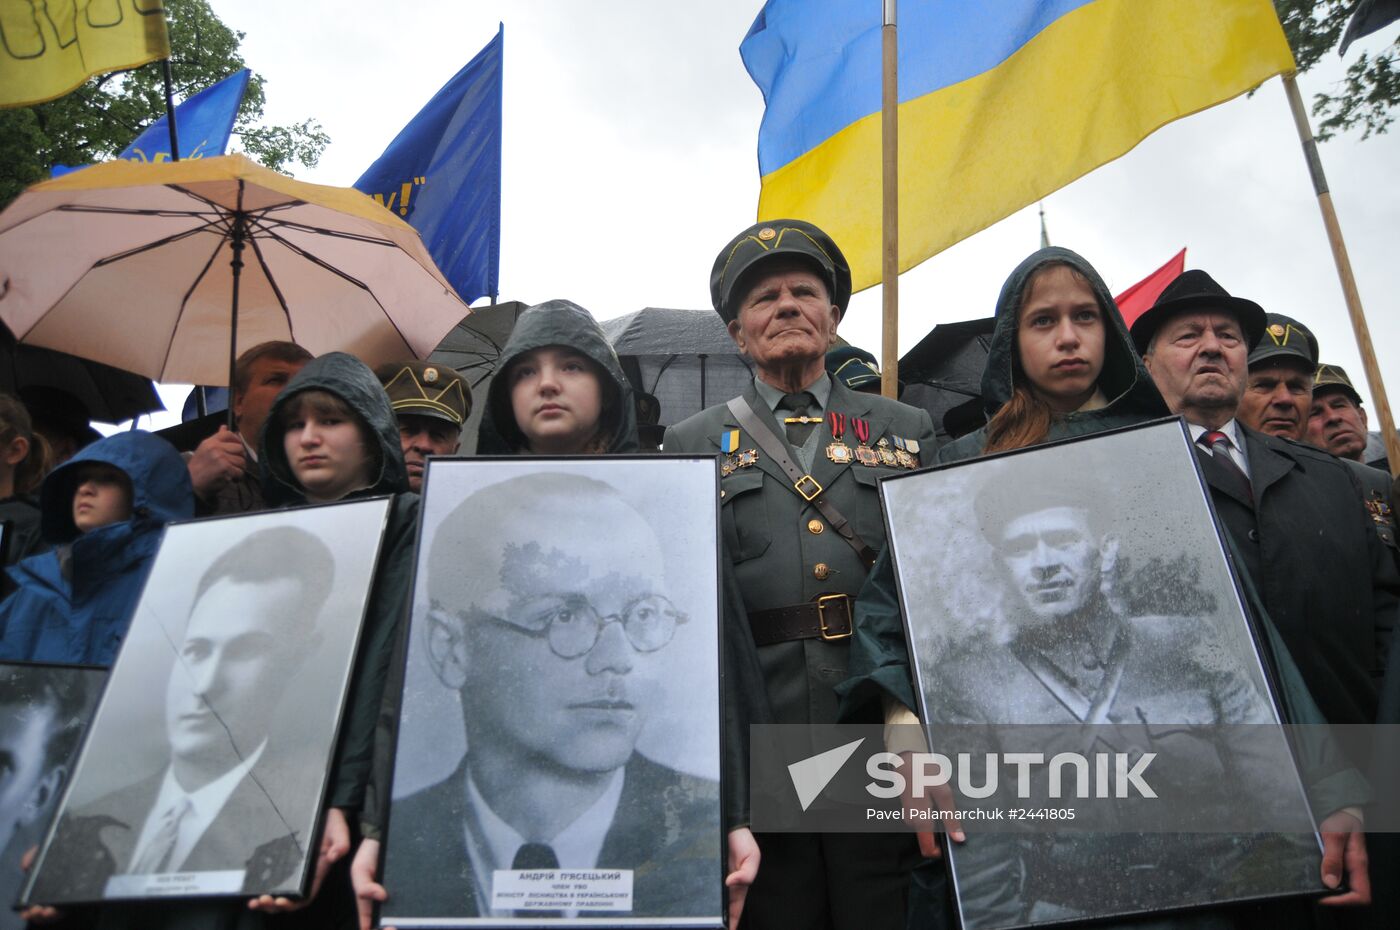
top-left (880, 0), bottom-right (898, 399)
top-left (1281, 73), bottom-right (1399, 475)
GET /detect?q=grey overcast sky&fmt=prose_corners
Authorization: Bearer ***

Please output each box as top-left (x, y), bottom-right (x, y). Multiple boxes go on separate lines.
top-left (135, 1), bottom-right (1399, 428)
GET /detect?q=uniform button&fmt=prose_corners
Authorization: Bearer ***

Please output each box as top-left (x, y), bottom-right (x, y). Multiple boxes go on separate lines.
top-left (807, 519), bottom-right (824, 535)
top-left (1247, 529), bottom-right (1260, 542)
top-left (813, 562), bottom-right (830, 580)
top-left (720, 489), bottom-right (726, 499)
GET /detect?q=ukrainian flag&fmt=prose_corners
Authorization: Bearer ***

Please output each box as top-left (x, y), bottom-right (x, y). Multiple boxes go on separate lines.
top-left (742, 0), bottom-right (1296, 292)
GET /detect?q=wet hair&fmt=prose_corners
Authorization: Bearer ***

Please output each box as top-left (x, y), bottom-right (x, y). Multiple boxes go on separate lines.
top-left (278, 389), bottom-right (383, 484)
top-left (495, 347), bottom-right (624, 454)
top-left (0, 666), bottom-right (91, 772)
top-left (0, 393), bottom-right (51, 495)
top-left (984, 261), bottom-right (1100, 455)
top-left (193, 525), bottom-right (335, 639)
top-left (233, 341), bottom-right (314, 397)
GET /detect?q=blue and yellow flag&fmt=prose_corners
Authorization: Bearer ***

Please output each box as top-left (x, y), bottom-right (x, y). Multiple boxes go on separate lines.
top-left (0, 0), bottom-right (170, 109)
top-left (356, 25), bottom-right (503, 304)
top-left (742, 0), bottom-right (1296, 292)
top-left (119, 68), bottom-right (249, 163)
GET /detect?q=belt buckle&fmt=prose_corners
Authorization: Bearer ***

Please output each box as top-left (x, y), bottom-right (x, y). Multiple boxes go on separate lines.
top-left (817, 594), bottom-right (853, 640)
top-left (794, 474), bottom-right (823, 501)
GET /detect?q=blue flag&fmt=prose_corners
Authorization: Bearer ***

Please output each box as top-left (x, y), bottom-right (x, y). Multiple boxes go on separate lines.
top-left (356, 25), bottom-right (503, 304)
top-left (121, 69), bottom-right (250, 162)
top-left (51, 69), bottom-right (250, 177)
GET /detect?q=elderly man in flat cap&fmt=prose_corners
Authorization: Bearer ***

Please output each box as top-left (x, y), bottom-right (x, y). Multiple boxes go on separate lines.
top-left (664, 220), bottom-right (935, 930)
top-left (377, 362), bottom-right (471, 493)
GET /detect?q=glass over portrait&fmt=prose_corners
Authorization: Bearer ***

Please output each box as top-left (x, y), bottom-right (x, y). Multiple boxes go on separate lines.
top-left (879, 419), bottom-right (1326, 930)
top-left (20, 499), bottom-right (392, 907)
top-left (380, 456), bottom-right (724, 929)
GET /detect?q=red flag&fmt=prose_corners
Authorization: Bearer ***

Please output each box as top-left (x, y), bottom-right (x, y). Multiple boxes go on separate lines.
top-left (1115, 249), bottom-right (1186, 328)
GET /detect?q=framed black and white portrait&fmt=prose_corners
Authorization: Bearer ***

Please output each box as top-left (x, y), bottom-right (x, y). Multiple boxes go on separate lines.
top-left (0, 663), bottom-right (104, 928)
top-left (21, 497), bottom-right (393, 906)
top-left (380, 456), bottom-right (724, 929)
top-left (881, 419), bottom-right (1325, 930)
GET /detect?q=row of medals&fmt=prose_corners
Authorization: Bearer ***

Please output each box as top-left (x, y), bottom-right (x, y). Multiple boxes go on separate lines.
top-left (721, 436), bottom-right (917, 476)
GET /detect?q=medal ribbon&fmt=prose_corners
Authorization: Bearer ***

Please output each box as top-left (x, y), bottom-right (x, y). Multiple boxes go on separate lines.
top-left (827, 411), bottom-right (845, 439)
top-left (854, 417), bottom-right (870, 445)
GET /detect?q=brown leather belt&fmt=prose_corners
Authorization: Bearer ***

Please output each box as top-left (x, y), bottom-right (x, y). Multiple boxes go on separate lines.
top-left (749, 594), bottom-right (854, 646)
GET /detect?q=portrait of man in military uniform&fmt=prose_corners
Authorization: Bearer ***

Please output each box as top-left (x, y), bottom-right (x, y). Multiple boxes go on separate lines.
top-left (382, 460), bottom-right (723, 927)
top-left (24, 504), bottom-right (392, 906)
top-left (882, 421), bottom-right (1323, 930)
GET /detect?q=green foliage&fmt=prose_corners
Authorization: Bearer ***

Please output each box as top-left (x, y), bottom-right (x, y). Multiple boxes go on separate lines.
top-left (1275, 0), bottom-right (1399, 140)
top-left (0, 0), bottom-right (329, 207)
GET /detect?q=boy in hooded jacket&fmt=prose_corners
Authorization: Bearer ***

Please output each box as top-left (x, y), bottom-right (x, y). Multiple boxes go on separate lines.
top-left (0, 430), bottom-right (193, 666)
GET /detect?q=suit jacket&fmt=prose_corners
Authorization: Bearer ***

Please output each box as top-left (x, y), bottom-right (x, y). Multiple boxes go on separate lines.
top-left (663, 379), bottom-right (937, 724)
top-left (29, 765), bottom-right (306, 905)
top-left (1198, 426), bottom-right (1398, 727)
top-left (381, 753), bottom-right (721, 922)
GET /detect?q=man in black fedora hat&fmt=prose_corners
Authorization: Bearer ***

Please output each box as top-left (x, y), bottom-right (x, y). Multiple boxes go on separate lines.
top-left (1133, 271), bottom-right (1396, 738)
top-left (663, 219), bottom-right (935, 930)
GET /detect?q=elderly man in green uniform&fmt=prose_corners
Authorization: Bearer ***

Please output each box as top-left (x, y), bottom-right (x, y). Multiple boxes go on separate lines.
top-left (377, 361), bottom-right (472, 493)
top-left (663, 220), bottom-right (936, 930)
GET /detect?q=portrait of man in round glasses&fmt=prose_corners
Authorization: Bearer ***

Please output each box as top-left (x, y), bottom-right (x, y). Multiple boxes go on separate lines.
top-left (386, 470), bottom-right (719, 921)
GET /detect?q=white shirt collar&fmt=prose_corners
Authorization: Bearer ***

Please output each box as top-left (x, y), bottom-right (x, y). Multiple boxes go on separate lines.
top-left (130, 741), bottom-right (267, 873)
top-left (461, 765), bottom-right (626, 917)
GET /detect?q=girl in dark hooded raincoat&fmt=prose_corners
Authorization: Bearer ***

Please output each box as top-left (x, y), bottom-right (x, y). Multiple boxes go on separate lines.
top-left (352, 299), bottom-right (770, 928)
top-left (837, 248), bottom-right (1369, 930)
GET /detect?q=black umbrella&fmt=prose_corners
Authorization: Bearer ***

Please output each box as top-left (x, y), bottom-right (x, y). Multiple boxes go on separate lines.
top-left (898, 316), bottom-right (996, 442)
top-left (427, 301), bottom-right (530, 453)
top-left (601, 307), bottom-right (752, 426)
top-left (0, 326), bottom-right (163, 425)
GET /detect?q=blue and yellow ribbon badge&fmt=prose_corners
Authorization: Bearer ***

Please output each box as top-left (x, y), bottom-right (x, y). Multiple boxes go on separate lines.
top-left (720, 429), bottom-right (741, 453)
top-left (904, 438), bottom-right (920, 454)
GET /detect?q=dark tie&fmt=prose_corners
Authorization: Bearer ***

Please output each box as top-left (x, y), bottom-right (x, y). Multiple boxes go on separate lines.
top-left (1197, 430), bottom-right (1253, 504)
top-left (512, 843), bottom-right (562, 918)
top-left (777, 391), bottom-right (818, 447)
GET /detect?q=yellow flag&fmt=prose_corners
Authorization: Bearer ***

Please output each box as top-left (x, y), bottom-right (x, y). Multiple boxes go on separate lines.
top-left (1, 0), bottom-right (170, 109)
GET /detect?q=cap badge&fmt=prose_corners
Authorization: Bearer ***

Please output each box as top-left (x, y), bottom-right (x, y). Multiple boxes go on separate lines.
top-left (423, 366), bottom-right (439, 383)
top-left (757, 227), bottom-right (777, 241)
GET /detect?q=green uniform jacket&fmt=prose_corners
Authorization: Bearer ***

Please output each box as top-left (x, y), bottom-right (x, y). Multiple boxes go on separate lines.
top-left (664, 378), bottom-right (935, 726)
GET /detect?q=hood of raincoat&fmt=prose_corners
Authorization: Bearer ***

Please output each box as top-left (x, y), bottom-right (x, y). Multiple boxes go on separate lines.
top-left (942, 247), bottom-right (1168, 462)
top-left (477, 299), bottom-right (639, 454)
top-left (260, 351), bottom-right (410, 506)
top-left (39, 430), bottom-right (193, 544)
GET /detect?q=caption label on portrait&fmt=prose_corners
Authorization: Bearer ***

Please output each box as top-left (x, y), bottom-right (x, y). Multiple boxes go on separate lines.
top-left (491, 869), bottom-right (634, 911)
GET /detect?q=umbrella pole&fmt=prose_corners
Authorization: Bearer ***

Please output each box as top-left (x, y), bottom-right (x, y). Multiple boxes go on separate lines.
top-left (227, 182), bottom-right (247, 431)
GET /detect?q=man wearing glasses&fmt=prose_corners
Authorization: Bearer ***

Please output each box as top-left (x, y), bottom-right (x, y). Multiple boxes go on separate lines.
top-left (386, 472), bottom-right (719, 919)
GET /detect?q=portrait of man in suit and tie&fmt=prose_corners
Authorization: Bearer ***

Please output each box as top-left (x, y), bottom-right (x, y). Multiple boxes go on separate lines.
top-left (382, 465), bottom-right (723, 926)
top-left (25, 523), bottom-right (348, 904)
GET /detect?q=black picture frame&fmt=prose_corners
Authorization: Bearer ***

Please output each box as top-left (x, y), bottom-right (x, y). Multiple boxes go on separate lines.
top-left (878, 418), bottom-right (1325, 930)
top-left (379, 455), bottom-right (726, 929)
top-left (1, 662), bottom-right (105, 928)
top-left (20, 497), bottom-right (394, 906)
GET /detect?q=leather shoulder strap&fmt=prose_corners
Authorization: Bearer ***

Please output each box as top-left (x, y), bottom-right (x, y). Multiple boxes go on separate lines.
top-left (727, 396), bottom-right (878, 568)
